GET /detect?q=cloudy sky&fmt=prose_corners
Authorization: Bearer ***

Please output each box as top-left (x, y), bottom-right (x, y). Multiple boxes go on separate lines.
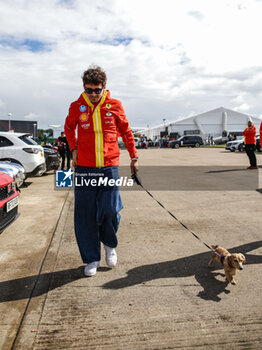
top-left (0, 0), bottom-right (262, 129)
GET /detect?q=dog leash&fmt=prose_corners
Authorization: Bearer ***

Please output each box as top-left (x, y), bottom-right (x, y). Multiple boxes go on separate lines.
top-left (131, 173), bottom-right (218, 255)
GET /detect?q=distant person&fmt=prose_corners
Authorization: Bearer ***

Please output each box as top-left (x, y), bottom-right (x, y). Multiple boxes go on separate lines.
top-left (242, 120), bottom-right (258, 169)
top-left (57, 131), bottom-right (71, 170)
top-left (162, 136), bottom-right (168, 148)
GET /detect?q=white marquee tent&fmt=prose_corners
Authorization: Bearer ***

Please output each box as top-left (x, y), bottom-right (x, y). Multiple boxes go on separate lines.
top-left (140, 107), bottom-right (262, 141)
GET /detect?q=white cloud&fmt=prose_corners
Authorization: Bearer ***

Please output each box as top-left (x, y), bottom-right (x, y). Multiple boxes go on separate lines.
top-left (24, 112), bottom-right (39, 120)
top-left (0, 99), bottom-right (5, 109)
top-left (233, 104), bottom-right (251, 112)
top-left (0, 0), bottom-right (261, 128)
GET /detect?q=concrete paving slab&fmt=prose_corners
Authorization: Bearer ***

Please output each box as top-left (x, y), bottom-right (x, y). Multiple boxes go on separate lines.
top-left (0, 148), bottom-right (262, 349)
top-left (0, 173), bottom-right (69, 350)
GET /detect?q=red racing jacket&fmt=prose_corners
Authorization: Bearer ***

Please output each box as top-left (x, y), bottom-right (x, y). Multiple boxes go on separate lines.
top-left (242, 124), bottom-right (256, 145)
top-left (64, 90), bottom-right (138, 167)
top-left (260, 122), bottom-right (262, 147)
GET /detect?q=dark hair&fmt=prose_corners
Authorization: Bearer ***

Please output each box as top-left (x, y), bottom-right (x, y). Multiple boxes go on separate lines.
top-left (82, 65), bottom-right (107, 86)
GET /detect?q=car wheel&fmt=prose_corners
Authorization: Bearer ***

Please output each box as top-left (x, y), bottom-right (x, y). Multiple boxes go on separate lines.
top-left (238, 144), bottom-right (244, 152)
top-left (195, 143), bottom-right (200, 148)
top-left (174, 144), bottom-right (179, 149)
top-left (0, 158), bottom-right (23, 166)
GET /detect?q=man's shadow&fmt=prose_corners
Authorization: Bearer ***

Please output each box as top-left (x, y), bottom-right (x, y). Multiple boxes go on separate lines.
top-left (0, 241), bottom-right (261, 304)
top-left (0, 266), bottom-right (84, 303)
top-left (103, 240), bottom-right (262, 302)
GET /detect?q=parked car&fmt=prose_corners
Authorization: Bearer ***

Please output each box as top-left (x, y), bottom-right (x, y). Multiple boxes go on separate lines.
top-left (256, 135), bottom-right (261, 151)
top-left (226, 135), bottom-right (261, 152)
top-left (0, 132), bottom-right (46, 176)
top-left (238, 136), bottom-right (261, 152)
top-left (169, 135), bottom-right (203, 149)
top-left (0, 171), bottom-right (20, 234)
top-left (0, 161), bottom-right (26, 188)
top-left (134, 137), bottom-right (140, 148)
top-left (225, 138), bottom-right (245, 152)
top-left (42, 145), bottom-right (60, 171)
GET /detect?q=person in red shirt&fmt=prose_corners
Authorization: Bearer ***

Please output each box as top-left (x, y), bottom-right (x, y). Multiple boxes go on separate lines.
top-left (65, 66), bottom-right (138, 276)
top-left (242, 120), bottom-right (258, 169)
top-left (260, 121), bottom-right (262, 152)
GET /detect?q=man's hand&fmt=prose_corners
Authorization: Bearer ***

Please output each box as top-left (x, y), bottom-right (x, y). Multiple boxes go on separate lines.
top-left (130, 159), bottom-right (138, 175)
top-left (71, 149), bottom-right (78, 168)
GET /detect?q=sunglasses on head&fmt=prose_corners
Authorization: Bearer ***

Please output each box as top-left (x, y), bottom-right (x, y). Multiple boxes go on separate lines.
top-left (85, 87), bottom-right (103, 94)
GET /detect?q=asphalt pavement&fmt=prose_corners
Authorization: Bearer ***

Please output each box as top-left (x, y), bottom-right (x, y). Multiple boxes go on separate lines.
top-left (0, 148), bottom-right (261, 350)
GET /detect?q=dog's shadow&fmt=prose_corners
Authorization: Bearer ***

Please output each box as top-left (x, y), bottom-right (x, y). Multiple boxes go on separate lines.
top-left (103, 240), bottom-right (262, 302)
top-left (0, 241), bottom-right (261, 304)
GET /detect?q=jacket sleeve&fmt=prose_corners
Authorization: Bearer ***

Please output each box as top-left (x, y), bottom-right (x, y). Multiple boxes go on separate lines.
top-left (64, 103), bottom-right (78, 151)
top-left (260, 122), bottom-right (262, 144)
top-left (242, 126), bottom-right (256, 137)
top-left (115, 102), bottom-right (138, 159)
top-left (242, 128), bottom-right (247, 136)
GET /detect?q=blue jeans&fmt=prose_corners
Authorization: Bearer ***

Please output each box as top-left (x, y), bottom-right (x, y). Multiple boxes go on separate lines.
top-left (74, 166), bottom-right (123, 263)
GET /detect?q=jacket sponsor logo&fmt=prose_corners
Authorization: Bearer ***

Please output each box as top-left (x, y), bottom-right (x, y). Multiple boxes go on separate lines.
top-left (106, 103), bottom-right (111, 109)
top-left (80, 113), bottom-right (89, 122)
top-left (79, 105), bottom-right (86, 112)
top-left (81, 123), bottom-right (90, 129)
top-left (106, 112), bottom-right (112, 116)
top-left (105, 121), bottom-right (113, 124)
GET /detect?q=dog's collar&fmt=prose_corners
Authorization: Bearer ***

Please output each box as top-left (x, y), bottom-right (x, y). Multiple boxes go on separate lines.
top-left (220, 255), bottom-right (225, 265)
top-left (221, 255), bottom-right (234, 268)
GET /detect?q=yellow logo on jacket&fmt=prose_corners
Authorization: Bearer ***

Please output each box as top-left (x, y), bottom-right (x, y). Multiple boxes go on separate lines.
top-left (80, 113), bottom-right (88, 122)
top-left (106, 103), bottom-right (111, 109)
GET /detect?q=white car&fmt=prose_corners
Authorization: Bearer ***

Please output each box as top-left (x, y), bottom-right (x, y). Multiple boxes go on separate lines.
top-left (0, 161), bottom-right (26, 187)
top-left (225, 138), bottom-right (245, 152)
top-left (0, 132), bottom-right (46, 176)
top-left (134, 137), bottom-right (140, 148)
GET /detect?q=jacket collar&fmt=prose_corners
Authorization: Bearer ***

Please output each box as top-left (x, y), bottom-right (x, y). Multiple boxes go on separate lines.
top-left (78, 89), bottom-right (110, 107)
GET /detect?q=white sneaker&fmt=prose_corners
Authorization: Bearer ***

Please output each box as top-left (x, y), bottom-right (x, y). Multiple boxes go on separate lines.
top-left (104, 245), bottom-right (117, 267)
top-left (84, 261), bottom-right (100, 276)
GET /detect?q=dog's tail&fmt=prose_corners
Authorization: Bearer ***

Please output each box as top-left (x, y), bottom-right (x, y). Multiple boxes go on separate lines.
top-left (211, 245), bottom-right (219, 250)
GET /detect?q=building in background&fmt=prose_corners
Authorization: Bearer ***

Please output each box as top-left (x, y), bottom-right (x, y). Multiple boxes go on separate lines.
top-left (0, 119), bottom-right (37, 138)
top-left (140, 107), bottom-right (262, 142)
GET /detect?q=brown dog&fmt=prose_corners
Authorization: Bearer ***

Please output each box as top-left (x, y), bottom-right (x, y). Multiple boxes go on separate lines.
top-left (208, 245), bottom-right (246, 285)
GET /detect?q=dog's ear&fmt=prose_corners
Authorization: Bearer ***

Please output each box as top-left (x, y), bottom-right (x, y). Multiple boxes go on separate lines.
top-left (239, 254), bottom-right (246, 263)
top-left (227, 255), bottom-right (234, 264)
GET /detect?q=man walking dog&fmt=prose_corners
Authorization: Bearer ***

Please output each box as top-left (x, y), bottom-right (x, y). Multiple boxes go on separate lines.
top-left (65, 65), bottom-right (138, 276)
